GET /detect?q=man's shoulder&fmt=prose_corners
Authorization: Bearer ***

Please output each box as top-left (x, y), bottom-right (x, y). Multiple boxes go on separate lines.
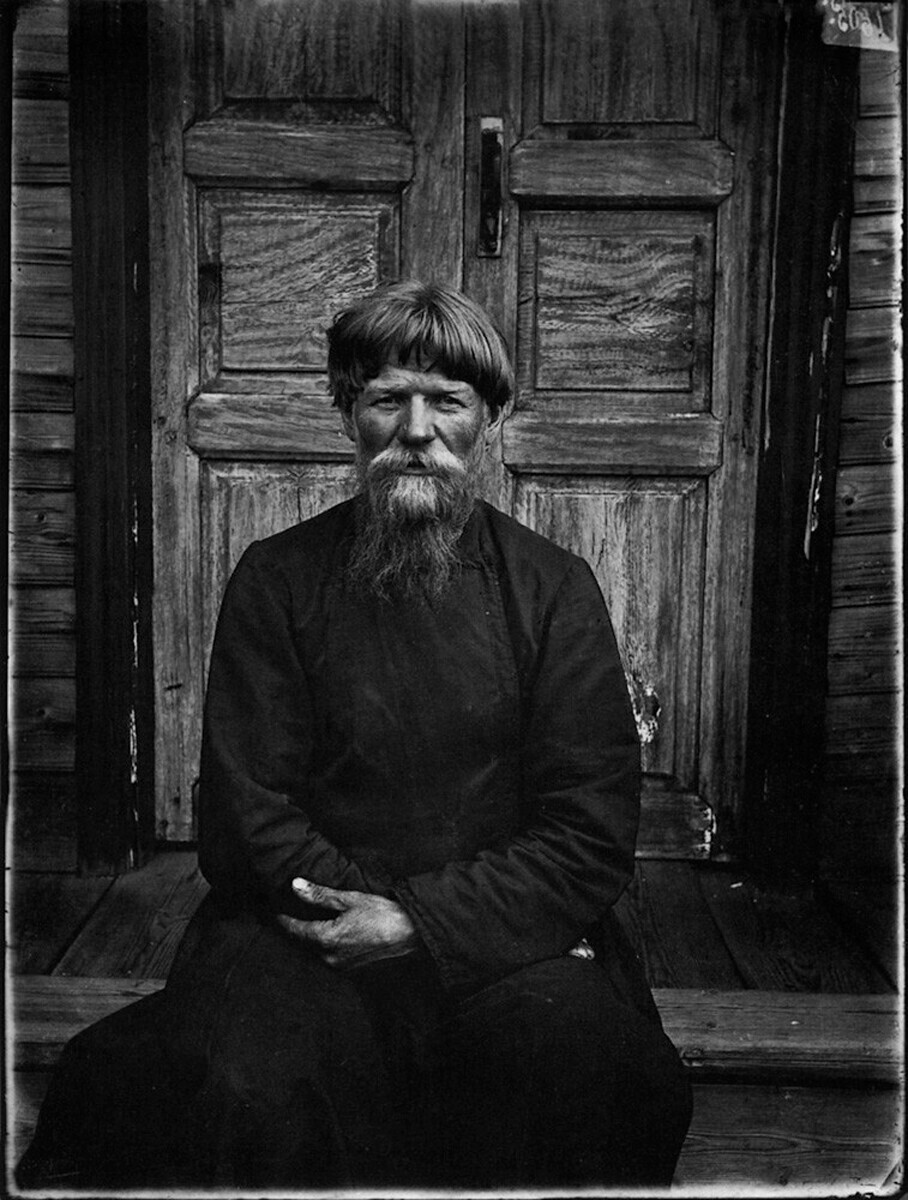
top-left (245, 497), bottom-right (357, 565)
top-left (477, 501), bottom-right (588, 587)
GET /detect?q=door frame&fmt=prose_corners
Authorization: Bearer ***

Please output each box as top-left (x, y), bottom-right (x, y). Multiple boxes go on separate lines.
top-left (69, 0), bottom-right (853, 871)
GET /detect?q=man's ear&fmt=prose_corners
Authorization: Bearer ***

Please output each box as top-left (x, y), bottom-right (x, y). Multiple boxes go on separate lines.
top-left (486, 404), bottom-right (505, 441)
top-left (340, 405), bottom-right (356, 441)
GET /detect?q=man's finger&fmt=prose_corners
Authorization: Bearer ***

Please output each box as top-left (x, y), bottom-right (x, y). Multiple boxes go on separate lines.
top-left (276, 913), bottom-right (336, 946)
top-left (292, 877), bottom-right (351, 912)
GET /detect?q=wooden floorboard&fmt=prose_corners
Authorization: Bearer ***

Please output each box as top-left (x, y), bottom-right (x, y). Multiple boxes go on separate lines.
top-left (699, 869), bottom-right (894, 993)
top-left (615, 861), bottom-right (746, 989)
top-left (9, 873), bottom-right (113, 974)
top-left (675, 1082), bottom-right (902, 1191)
top-left (53, 849), bottom-right (208, 978)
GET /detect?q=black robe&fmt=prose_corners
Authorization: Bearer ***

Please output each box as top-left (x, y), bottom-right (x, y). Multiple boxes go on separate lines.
top-left (19, 499), bottom-right (689, 1190)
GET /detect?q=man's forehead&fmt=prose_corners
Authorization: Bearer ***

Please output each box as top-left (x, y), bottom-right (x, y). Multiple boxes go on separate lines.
top-left (362, 362), bottom-right (477, 395)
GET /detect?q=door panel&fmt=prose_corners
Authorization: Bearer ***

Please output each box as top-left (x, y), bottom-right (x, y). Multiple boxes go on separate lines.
top-left (149, 0), bottom-right (779, 857)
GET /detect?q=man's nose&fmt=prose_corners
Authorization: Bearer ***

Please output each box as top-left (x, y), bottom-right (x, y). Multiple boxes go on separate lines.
top-left (397, 396), bottom-right (435, 445)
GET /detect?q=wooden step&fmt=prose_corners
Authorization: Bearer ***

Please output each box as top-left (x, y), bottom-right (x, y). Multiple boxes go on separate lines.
top-left (9, 977), bottom-right (903, 1191)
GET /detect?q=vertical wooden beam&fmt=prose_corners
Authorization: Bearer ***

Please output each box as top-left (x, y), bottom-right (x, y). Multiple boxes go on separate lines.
top-left (70, 0), bottom-right (154, 872)
top-left (744, 2), bottom-right (858, 875)
top-left (0, 3), bottom-right (15, 824)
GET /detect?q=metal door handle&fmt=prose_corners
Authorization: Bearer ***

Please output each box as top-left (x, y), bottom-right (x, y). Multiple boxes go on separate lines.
top-left (478, 117), bottom-right (504, 258)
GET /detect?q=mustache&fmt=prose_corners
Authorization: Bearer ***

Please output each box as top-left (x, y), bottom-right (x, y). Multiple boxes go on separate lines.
top-left (362, 446), bottom-right (468, 480)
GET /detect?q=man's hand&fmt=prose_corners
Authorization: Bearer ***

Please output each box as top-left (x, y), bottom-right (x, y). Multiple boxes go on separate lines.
top-left (276, 878), bottom-right (420, 969)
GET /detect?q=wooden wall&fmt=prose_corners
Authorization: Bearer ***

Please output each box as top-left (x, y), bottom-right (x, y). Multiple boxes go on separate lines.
top-left (9, 0), bottom-right (77, 871)
top-left (819, 49), bottom-right (902, 978)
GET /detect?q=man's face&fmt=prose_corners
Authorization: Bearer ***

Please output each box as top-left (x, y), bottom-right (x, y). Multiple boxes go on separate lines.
top-left (342, 361), bottom-right (500, 520)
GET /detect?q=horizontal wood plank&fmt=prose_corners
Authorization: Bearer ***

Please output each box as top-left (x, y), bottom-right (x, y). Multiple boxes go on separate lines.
top-left (510, 138), bottom-right (734, 202)
top-left (820, 781), bottom-right (901, 883)
top-left (503, 413), bottom-right (723, 474)
top-left (12, 261), bottom-right (74, 336)
top-left (12, 677), bottom-right (76, 771)
top-left (824, 691), bottom-right (900, 781)
top-left (853, 115), bottom-right (900, 184)
top-left (11, 411), bottom-right (75, 452)
top-left (831, 532), bottom-right (897, 606)
top-left (698, 873), bottom-right (892, 994)
top-left (845, 306), bottom-right (902, 385)
top-left (11, 451), bottom-right (74, 490)
top-left (835, 463), bottom-right (898, 535)
top-left (12, 0), bottom-right (68, 87)
top-left (184, 120), bottom-right (414, 186)
top-left (657, 991), bottom-right (901, 1084)
top-left (849, 214), bottom-right (900, 308)
top-left (859, 51), bottom-right (900, 117)
top-left (10, 490), bottom-right (75, 585)
top-left (189, 391), bottom-right (352, 458)
top-left (12, 98), bottom-right (70, 183)
top-left (637, 787), bottom-right (714, 859)
top-left (826, 603), bottom-right (899, 694)
top-left (10, 370), bottom-right (73, 411)
top-left (675, 1081), bottom-right (901, 1190)
top-left (13, 977), bottom-right (900, 1084)
top-left (11, 772), bottom-right (78, 872)
top-left (11, 334), bottom-right (74, 377)
top-left (838, 381), bottom-right (898, 464)
top-left (10, 586), bottom-right (76, 677)
top-left (11, 184), bottom-right (71, 256)
top-left (12, 630), bottom-right (75, 677)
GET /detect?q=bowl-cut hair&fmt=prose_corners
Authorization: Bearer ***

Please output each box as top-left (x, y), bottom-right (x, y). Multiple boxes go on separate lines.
top-left (327, 281), bottom-right (515, 418)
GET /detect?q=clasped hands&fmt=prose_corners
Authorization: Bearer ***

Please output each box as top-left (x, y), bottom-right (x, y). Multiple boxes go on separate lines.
top-left (276, 878), bottom-right (419, 970)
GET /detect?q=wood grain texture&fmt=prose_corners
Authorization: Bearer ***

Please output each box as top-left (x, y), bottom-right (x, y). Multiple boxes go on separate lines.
top-left (503, 413), bottom-right (723, 473)
top-left (525, 213), bottom-right (713, 395)
top-left (515, 477), bottom-right (706, 785)
top-left (827, 603), bottom-right (899, 694)
top-left (212, 196), bottom-right (398, 371)
top-left (189, 392), bottom-right (352, 458)
top-left (184, 119), bottom-right (413, 186)
top-left (853, 114), bottom-right (900, 187)
top-left (835, 463), bottom-right (898, 534)
top-left (845, 306), bottom-right (902, 384)
top-left (10, 333), bottom-right (73, 378)
top-left (11, 260), bottom-right (72, 336)
top-left (401, 0), bottom-right (464, 283)
top-left (540, 0), bottom-right (715, 127)
top-left (10, 490), bottom-right (75, 585)
top-left (11, 184), bottom-right (71, 255)
top-left (676, 1081), bottom-right (902, 1190)
top-left (221, 0), bottom-right (400, 112)
top-left (699, 872), bottom-right (893, 994)
top-left (614, 862), bottom-right (743, 989)
top-left (636, 785), bottom-right (714, 860)
top-left (849, 213), bottom-right (900, 307)
top-left (656, 991), bottom-right (900, 1083)
top-left (831, 531), bottom-right (897, 606)
top-left (10, 367), bottom-right (73, 412)
top-left (859, 48), bottom-right (900, 117)
top-left (510, 138), bottom-right (733, 203)
top-left (10, 873), bottom-right (111, 974)
top-left (10, 411), bottom-right (74, 453)
top-left (55, 850), bottom-right (209, 978)
top-left (10, 450), bottom-right (73, 490)
top-left (12, 98), bottom-right (69, 183)
top-left (12, 677), bottom-right (75, 772)
top-left (820, 781), bottom-right (901, 883)
top-left (149, 0), bottom-right (205, 843)
top-left (838, 381), bottom-right (898, 464)
top-left (12, 0), bottom-right (68, 90)
top-left (824, 691), bottom-right (900, 781)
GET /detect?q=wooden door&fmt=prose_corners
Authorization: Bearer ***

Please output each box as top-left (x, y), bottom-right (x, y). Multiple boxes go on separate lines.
top-left (149, 0), bottom-right (780, 859)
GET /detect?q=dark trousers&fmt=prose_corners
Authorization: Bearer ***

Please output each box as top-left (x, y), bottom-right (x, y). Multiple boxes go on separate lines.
top-left (18, 906), bottom-right (692, 1191)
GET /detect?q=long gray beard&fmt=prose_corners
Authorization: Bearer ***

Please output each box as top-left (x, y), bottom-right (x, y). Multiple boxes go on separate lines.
top-left (346, 449), bottom-right (482, 603)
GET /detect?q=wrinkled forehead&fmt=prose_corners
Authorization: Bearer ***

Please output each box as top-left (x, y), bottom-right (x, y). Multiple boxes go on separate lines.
top-left (362, 360), bottom-right (480, 397)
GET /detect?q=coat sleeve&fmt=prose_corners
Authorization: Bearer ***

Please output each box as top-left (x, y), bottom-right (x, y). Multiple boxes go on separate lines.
top-left (394, 559), bottom-right (641, 991)
top-left (197, 542), bottom-right (393, 909)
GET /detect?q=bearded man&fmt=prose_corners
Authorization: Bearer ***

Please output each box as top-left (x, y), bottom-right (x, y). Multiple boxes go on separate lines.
top-left (19, 282), bottom-right (691, 1191)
